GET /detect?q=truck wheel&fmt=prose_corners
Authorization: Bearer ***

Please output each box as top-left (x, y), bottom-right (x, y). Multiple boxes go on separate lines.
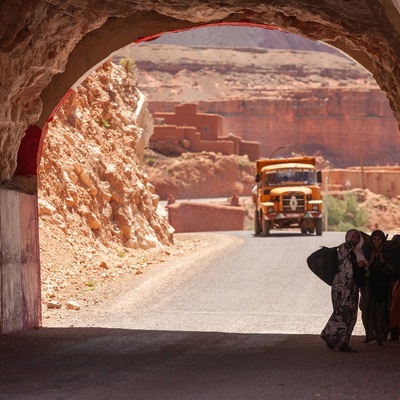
top-left (315, 218), bottom-right (323, 236)
top-left (254, 210), bottom-right (262, 235)
top-left (262, 220), bottom-right (271, 237)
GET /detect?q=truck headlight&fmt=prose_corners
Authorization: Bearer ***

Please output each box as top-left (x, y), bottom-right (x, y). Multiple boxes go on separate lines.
top-left (312, 204), bottom-right (319, 211)
top-left (267, 206), bottom-right (274, 214)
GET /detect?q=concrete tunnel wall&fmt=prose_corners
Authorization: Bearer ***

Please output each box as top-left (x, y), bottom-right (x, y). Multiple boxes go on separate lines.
top-left (0, 189), bottom-right (41, 333)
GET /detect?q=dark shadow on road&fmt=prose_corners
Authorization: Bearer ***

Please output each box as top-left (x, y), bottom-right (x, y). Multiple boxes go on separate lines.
top-left (1, 328), bottom-right (399, 399)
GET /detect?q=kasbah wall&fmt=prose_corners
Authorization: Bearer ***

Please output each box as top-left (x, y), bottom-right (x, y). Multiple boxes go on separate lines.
top-left (322, 167), bottom-right (400, 198)
top-left (151, 103), bottom-right (260, 161)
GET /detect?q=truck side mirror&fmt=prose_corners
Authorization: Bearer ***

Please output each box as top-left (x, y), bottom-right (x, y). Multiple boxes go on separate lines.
top-left (255, 173), bottom-right (260, 183)
top-left (317, 170), bottom-right (322, 183)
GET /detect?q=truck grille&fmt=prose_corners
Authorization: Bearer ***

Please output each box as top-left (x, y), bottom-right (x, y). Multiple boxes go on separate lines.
top-left (282, 195), bottom-right (305, 212)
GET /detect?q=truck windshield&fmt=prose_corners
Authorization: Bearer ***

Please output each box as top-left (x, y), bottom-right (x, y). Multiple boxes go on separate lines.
top-left (264, 168), bottom-right (317, 186)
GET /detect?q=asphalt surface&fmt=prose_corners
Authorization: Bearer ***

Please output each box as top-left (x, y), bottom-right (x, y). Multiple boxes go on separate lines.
top-left (1, 231), bottom-right (400, 399)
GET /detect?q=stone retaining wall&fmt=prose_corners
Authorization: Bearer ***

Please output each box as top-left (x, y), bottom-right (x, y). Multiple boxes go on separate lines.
top-left (168, 202), bottom-right (244, 233)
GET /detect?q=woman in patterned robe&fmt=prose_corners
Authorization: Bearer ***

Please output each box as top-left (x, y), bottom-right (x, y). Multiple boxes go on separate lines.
top-left (321, 229), bottom-right (368, 353)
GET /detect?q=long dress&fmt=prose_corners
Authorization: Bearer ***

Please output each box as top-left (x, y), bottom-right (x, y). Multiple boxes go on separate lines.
top-left (361, 253), bottom-right (392, 342)
top-left (321, 241), bottom-right (360, 349)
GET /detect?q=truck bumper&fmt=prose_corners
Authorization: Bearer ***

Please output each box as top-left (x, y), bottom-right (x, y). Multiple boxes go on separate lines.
top-left (265, 211), bottom-right (322, 221)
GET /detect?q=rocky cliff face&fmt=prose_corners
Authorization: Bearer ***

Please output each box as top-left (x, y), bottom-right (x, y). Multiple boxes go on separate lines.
top-left (40, 61), bottom-right (173, 250)
top-left (39, 61), bottom-right (180, 308)
top-left (194, 89), bottom-right (399, 167)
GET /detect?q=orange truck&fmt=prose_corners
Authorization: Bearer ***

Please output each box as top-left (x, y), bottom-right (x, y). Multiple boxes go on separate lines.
top-left (253, 148), bottom-right (323, 236)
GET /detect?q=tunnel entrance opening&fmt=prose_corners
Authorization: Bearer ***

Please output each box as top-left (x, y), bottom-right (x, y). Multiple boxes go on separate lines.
top-left (36, 24), bottom-right (399, 327)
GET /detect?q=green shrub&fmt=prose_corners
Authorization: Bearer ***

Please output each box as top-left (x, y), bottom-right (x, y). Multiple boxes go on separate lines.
top-left (238, 158), bottom-right (250, 169)
top-left (117, 250), bottom-right (125, 258)
top-left (326, 193), bottom-right (368, 231)
top-left (119, 57), bottom-right (136, 75)
top-left (147, 157), bottom-right (155, 166)
top-left (85, 280), bottom-right (96, 290)
top-left (101, 118), bottom-right (110, 128)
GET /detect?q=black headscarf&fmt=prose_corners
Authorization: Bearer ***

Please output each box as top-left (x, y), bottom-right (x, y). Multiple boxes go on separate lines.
top-left (371, 229), bottom-right (387, 245)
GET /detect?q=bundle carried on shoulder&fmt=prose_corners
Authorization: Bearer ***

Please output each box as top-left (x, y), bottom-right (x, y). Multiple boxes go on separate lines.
top-left (307, 246), bottom-right (339, 286)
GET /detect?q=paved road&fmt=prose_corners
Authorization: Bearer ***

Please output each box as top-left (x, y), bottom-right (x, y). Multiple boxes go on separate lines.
top-left (90, 230), bottom-right (347, 335)
top-left (1, 231), bottom-right (400, 399)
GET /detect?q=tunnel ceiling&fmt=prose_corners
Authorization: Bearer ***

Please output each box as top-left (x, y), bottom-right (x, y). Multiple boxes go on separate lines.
top-left (1, 0), bottom-right (400, 181)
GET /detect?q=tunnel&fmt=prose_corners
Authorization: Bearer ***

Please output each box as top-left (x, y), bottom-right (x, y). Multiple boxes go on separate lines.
top-left (1, 0), bottom-right (400, 333)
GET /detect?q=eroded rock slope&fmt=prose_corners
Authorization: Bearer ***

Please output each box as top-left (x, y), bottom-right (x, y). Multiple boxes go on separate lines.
top-left (39, 61), bottom-right (186, 310)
